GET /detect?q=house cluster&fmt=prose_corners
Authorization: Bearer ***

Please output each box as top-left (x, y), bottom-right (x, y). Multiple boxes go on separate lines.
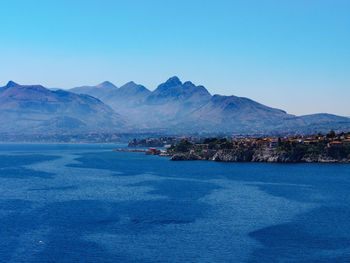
top-left (231, 137), bottom-right (279, 148)
top-left (145, 147), bottom-right (162, 155)
top-left (229, 132), bottom-right (350, 148)
top-left (175, 136), bottom-right (201, 143)
top-left (132, 131), bottom-right (350, 151)
top-left (128, 137), bottom-right (179, 147)
top-left (131, 136), bottom-right (201, 147)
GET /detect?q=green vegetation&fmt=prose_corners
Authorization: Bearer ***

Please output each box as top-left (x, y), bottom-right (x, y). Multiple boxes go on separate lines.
top-left (168, 130), bottom-right (350, 163)
top-left (275, 131), bottom-right (350, 160)
top-left (202, 138), bottom-right (232, 150)
top-left (327, 130), bottom-right (336, 138)
top-left (170, 139), bottom-right (193, 153)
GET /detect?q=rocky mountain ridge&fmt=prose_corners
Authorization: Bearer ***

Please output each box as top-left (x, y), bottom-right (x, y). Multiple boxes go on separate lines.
top-left (1, 77), bottom-right (349, 136)
top-left (69, 76), bottom-right (350, 134)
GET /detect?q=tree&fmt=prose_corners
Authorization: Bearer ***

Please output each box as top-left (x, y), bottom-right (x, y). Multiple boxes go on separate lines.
top-left (220, 141), bottom-right (233, 149)
top-left (203, 138), bottom-right (218, 144)
top-left (327, 130), bottom-right (336, 138)
top-left (174, 139), bottom-right (193, 152)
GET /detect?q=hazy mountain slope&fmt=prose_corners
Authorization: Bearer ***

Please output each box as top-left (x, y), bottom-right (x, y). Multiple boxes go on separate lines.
top-left (0, 81), bottom-right (127, 133)
top-left (68, 76), bottom-right (350, 134)
top-left (145, 77), bottom-right (211, 105)
top-left (169, 94), bottom-right (293, 133)
top-left (298, 113), bottom-right (350, 124)
top-left (133, 77), bottom-right (212, 125)
top-left (272, 113), bottom-right (350, 134)
top-left (70, 81), bottom-right (118, 102)
top-left (70, 81), bottom-right (151, 117)
top-left (106, 81), bottom-right (151, 111)
top-left (189, 94), bottom-right (288, 121)
top-left (69, 77), bottom-right (212, 126)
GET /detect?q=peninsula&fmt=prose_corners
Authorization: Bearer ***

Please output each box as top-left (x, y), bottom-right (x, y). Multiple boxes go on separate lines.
top-left (166, 131), bottom-right (350, 163)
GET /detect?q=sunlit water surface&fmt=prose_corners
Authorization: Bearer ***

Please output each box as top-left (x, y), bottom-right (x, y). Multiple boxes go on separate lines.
top-left (0, 143), bottom-right (349, 263)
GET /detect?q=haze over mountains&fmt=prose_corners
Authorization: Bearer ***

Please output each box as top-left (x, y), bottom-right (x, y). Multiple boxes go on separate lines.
top-left (0, 81), bottom-right (127, 133)
top-left (0, 77), bottom-right (349, 136)
top-left (70, 76), bottom-right (350, 134)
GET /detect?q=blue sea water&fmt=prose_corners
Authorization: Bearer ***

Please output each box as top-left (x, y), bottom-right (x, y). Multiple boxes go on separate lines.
top-left (0, 143), bottom-right (350, 263)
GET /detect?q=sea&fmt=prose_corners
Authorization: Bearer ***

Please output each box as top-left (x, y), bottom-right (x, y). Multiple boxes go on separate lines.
top-left (0, 143), bottom-right (350, 263)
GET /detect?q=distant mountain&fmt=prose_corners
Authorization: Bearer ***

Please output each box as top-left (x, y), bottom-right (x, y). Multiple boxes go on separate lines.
top-left (145, 76), bottom-right (211, 105)
top-left (0, 81), bottom-right (127, 133)
top-left (273, 113), bottom-right (350, 134)
top-left (173, 94), bottom-right (292, 133)
top-left (70, 81), bottom-right (118, 102)
top-left (71, 80), bottom-right (150, 110)
top-left (107, 81), bottom-right (151, 111)
top-left (69, 76), bottom-right (350, 134)
top-left (298, 113), bottom-right (350, 124)
top-left (138, 77), bottom-right (212, 126)
top-left (70, 76), bottom-right (212, 126)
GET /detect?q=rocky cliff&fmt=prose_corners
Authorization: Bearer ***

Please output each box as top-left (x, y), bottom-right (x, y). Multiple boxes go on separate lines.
top-left (170, 149), bottom-right (350, 163)
top-left (168, 137), bottom-right (350, 163)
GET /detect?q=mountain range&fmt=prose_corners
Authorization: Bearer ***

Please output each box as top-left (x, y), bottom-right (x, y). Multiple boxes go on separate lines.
top-left (0, 77), bottom-right (349, 136)
top-left (0, 81), bottom-right (127, 133)
top-left (69, 76), bottom-right (350, 134)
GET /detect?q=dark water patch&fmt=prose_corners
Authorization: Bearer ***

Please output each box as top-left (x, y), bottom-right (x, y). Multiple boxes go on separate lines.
top-left (68, 151), bottom-right (166, 176)
top-left (30, 235), bottom-right (130, 263)
top-left (0, 143), bottom-right (119, 153)
top-left (121, 199), bottom-right (208, 230)
top-left (0, 154), bottom-right (58, 179)
top-left (0, 154), bottom-right (59, 168)
top-left (28, 185), bottom-right (78, 191)
top-left (228, 163), bottom-right (350, 188)
top-left (0, 198), bottom-right (209, 262)
top-left (2, 146), bottom-right (350, 262)
top-left (0, 167), bottom-right (55, 179)
top-left (68, 151), bottom-right (350, 184)
top-left (131, 179), bottom-right (220, 200)
top-left (297, 255), bottom-right (350, 263)
top-left (0, 200), bottom-right (122, 262)
top-left (249, 183), bottom-right (315, 203)
top-left (0, 200), bottom-right (34, 262)
top-left (0, 199), bottom-right (33, 211)
top-left (249, 206), bottom-right (350, 262)
top-left (34, 201), bottom-right (122, 231)
top-left (147, 219), bottom-right (193, 225)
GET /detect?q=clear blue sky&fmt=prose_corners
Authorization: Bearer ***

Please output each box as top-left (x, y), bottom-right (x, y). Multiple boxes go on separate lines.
top-left (1, 0), bottom-right (349, 116)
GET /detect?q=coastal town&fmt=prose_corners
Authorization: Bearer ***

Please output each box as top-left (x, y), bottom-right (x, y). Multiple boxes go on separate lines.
top-left (121, 131), bottom-right (350, 163)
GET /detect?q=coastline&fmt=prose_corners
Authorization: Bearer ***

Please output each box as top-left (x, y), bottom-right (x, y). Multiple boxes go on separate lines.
top-left (113, 147), bottom-right (350, 163)
top-left (165, 136), bottom-right (350, 164)
top-left (168, 150), bottom-right (350, 163)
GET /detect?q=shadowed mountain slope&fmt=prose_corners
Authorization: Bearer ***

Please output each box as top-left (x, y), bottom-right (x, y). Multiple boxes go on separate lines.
top-left (0, 81), bottom-right (127, 133)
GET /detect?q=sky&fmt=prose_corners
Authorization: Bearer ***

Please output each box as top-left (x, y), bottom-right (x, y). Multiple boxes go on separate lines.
top-left (0, 0), bottom-right (349, 116)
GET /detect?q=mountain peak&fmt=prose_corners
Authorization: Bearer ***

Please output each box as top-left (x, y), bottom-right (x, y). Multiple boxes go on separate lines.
top-left (182, 81), bottom-right (211, 96)
top-left (6, 81), bottom-right (20, 88)
top-left (164, 76), bottom-right (182, 87)
top-left (97, 81), bottom-right (117, 89)
top-left (119, 81), bottom-right (150, 95)
top-left (183, 81), bottom-right (195, 87)
top-left (121, 81), bottom-right (137, 88)
top-left (183, 81), bottom-right (203, 90)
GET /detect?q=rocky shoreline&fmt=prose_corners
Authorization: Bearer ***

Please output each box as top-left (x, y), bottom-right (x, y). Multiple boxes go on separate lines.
top-left (167, 136), bottom-right (350, 163)
top-left (169, 149), bottom-right (350, 163)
